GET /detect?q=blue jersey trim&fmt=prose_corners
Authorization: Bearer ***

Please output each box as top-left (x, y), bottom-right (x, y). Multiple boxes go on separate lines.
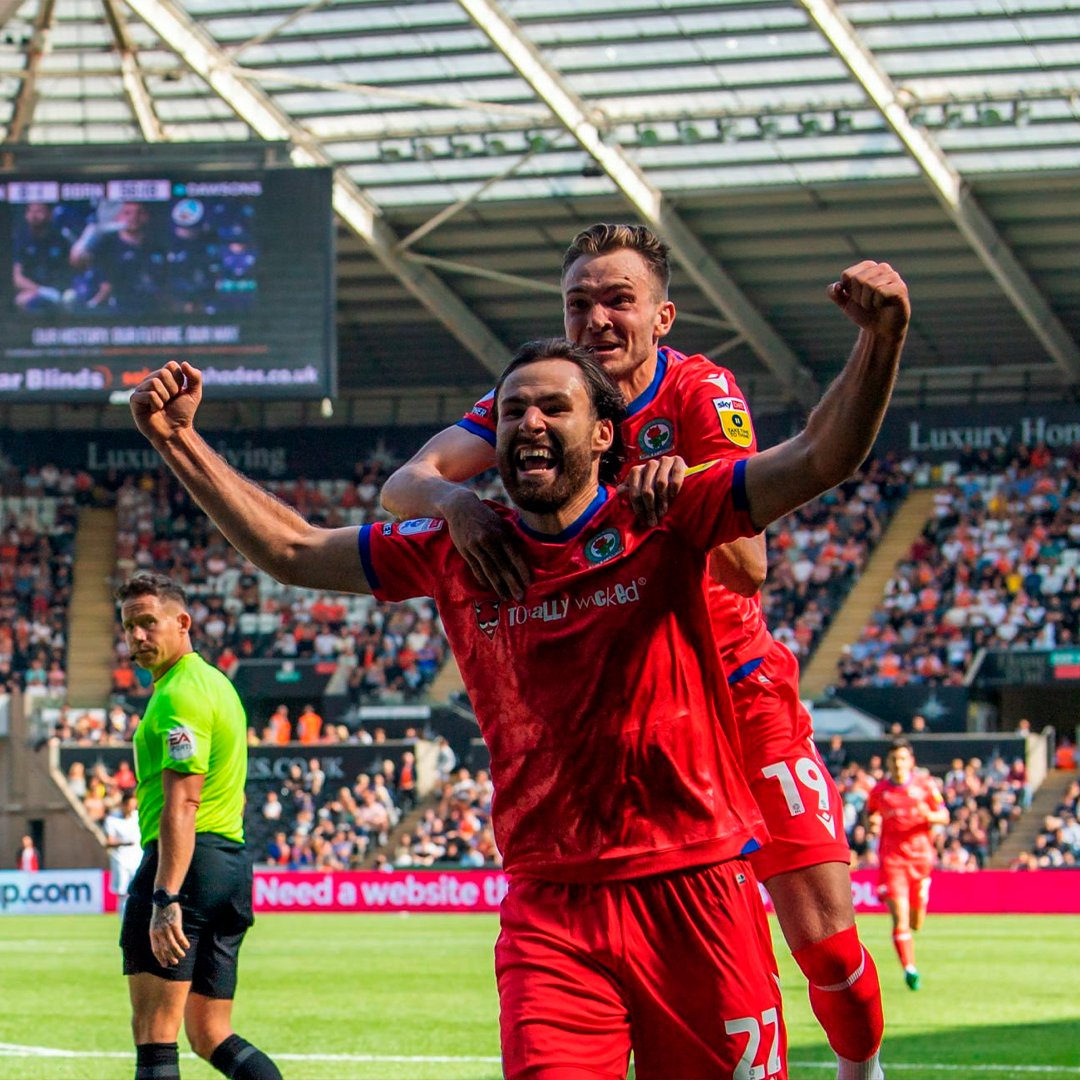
top-left (357, 524), bottom-right (381, 591)
top-left (456, 417), bottom-right (497, 447)
top-left (732, 458), bottom-right (749, 513)
top-left (740, 837), bottom-right (762, 856)
top-left (624, 350), bottom-right (669, 418)
top-left (516, 485), bottom-right (609, 543)
top-left (727, 656), bottom-right (765, 686)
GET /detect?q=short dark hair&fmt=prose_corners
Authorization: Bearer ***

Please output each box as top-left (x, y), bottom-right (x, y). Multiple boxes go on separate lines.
top-left (114, 572), bottom-right (189, 610)
top-left (889, 738), bottom-right (913, 756)
top-left (493, 337), bottom-right (626, 485)
top-left (561, 223), bottom-right (671, 297)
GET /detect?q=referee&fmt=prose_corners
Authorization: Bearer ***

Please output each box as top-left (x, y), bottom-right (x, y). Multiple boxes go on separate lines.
top-left (117, 573), bottom-right (280, 1080)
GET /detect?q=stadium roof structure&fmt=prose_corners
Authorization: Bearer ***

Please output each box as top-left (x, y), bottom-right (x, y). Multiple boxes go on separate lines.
top-left (2, 0), bottom-right (1080, 420)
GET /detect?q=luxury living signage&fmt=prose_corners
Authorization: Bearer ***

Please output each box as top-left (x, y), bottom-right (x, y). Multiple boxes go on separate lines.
top-left (0, 426), bottom-right (444, 477)
top-left (3, 402), bottom-right (1077, 476)
top-left (644, 403), bottom-right (1080, 461)
top-left (902, 412), bottom-right (1080, 455)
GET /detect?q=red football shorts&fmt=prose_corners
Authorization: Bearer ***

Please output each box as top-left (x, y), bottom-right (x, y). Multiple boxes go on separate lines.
top-left (495, 860), bottom-right (787, 1080)
top-left (727, 642), bottom-right (850, 882)
top-left (878, 851), bottom-right (934, 911)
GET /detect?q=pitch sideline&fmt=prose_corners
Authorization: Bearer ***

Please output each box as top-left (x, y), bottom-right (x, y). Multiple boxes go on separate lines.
top-left (1, 1043), bottom-right (1078, 1074)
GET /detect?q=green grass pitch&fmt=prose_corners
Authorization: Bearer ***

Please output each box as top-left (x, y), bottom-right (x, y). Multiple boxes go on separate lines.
top-left (0, 913), bottom-right (1077, 1079)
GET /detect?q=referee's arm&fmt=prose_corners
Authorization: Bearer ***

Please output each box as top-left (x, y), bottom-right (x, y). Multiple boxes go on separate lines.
top-left (129, 361), bottom-right (374, 596)
top-left (151, 770), bottom-right (205, 967)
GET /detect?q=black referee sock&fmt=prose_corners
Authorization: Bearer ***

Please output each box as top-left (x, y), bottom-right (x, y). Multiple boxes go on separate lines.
top-left (135, 1042), bottom-right (180, 1080)
top-left (209, 1034), bottom-right (283, 1080)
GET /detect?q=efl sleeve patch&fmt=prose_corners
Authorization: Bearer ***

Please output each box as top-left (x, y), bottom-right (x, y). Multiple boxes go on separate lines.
top-left (712, 397), bottom-right (754, 448)
top-left (166, 725), bottom-right (197, 762)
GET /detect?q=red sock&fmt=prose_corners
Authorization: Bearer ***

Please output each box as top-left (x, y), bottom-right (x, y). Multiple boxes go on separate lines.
top-left (892, 928), bottom-right (915, 969)
top-left (792, 926), bottom-right (884, 1063)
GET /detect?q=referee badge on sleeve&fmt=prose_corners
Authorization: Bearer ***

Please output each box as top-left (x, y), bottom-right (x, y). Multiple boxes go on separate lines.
top-left (167, 725), bottom-right (197, 762)
top-left (711, 397), bottom-right (754, 448)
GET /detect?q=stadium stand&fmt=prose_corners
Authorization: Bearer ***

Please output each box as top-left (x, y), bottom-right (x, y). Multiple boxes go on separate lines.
top-left (23, 435), bottom-right (1076, 880)
top-left (109, 469), bottom-right (452, 711)
top-left (838, 444), bottom-right (1080, 687)
top-left (0, 469), bottom-right (80, 704)
top-left (762, 454), bottom-right (911, 663)
top-left (1019, 777), bottom-right (1080, 869)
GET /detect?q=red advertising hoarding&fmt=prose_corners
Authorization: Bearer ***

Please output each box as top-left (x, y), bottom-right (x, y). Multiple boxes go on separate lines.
top-left (242, 869), bottom-right (1080, 916)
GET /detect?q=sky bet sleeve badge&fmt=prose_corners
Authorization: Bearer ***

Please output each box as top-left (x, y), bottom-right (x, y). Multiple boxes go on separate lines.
top-left (712, 397), bottom-right (754, 448)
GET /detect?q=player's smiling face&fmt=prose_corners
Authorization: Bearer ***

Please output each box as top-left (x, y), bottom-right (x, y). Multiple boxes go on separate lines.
top-left (562, 249), bottom-right (675, 400)
top-left (495, 358), bottom-right (613, 515)
top-left (121, 593), bottom-right (191, 680)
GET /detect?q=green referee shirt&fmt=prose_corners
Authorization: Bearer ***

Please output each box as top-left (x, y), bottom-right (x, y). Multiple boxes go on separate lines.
top-left (133, 652), bottom-right (248, 845)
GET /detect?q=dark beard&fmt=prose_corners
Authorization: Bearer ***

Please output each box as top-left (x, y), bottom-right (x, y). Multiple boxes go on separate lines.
top-left (498, 436), bottom-right (593, 514)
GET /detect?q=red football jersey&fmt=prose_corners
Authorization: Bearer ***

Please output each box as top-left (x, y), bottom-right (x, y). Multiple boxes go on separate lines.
top-left (866, 772), bottom-right (946, 862)
top-left (358, 464), bottom-right (766, 883)
top-left (459, 347), bottom-right (772, 671)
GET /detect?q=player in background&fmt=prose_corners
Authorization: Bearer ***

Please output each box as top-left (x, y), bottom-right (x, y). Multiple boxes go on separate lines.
top-left (104, 793), bottom-right (142, 918)
top-left (867, 739), bottom-right (950, 991)
top-left (128, 264), bottom-right (907, 1076)
top-left (381, 225), bottom-right (887, 1079)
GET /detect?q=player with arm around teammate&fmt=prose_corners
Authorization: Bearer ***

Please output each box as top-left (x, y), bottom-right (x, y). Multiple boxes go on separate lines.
top-left (867, 739), bottom-right (950, 991)
top-left (381, 225), bottom-right (903, 1079)
top-left (129, 267), bottom-right (906, 1077)
top-left (117, 573), bottom-right (281, 1080)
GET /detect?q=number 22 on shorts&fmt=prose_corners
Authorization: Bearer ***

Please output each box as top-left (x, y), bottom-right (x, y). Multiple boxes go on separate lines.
top-left (724, 1007), bottom-right (783, 1079)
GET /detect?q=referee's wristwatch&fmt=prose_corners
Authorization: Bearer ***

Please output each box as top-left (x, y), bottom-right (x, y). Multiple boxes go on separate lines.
top-left (151, 888), bottom-right (182, 908)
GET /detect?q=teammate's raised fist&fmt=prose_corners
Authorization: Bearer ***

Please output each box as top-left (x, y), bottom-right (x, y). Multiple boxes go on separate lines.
top-left (827, 260), bottom-right (910, 341)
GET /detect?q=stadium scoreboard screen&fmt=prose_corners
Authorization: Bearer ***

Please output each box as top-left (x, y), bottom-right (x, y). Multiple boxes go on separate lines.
top-left (0, 164), bottom-right (335, 401)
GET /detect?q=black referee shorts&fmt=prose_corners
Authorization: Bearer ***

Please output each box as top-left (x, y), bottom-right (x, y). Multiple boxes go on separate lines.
top-left (121, 832), bottom-right (254, 999)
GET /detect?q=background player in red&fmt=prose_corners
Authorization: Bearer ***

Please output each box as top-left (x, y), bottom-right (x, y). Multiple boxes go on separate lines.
top-left (128, 268), bottom-right (908, 1078)
top-left (382, 225), bottom-right (888, 1079)
top-left (867, 739), bottom-right (950, 991)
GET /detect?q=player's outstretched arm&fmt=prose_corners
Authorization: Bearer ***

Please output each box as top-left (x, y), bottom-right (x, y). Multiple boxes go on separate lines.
top-left (382, 425), bottom-right (529, 600)
top-left (743, 260), bottom-right (909, 531)
top-left (130, 361), bottom-right (372, 595)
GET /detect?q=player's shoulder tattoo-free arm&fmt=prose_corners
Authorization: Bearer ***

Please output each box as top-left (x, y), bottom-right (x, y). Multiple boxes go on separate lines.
top-left (381, 423), bottom-right (498, 521)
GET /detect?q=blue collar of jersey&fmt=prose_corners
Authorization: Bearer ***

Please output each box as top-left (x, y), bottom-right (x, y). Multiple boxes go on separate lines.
top-left (624, 349), bottom-right (671, 418)
top-left (515, 485), bottom-right (609, 543)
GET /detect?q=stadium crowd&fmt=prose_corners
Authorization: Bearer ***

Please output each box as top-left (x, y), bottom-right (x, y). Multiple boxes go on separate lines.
top-left (109, 468), bottom-right (451, 708)
top-left (0, 462), bottom-right (81, 702)
top-left (837, 444), bottom-right (1080, 687)
top-left (1014, 776), bottom-right (1080, 870)
top-left (28, 439), bottom-right (1080, 880)
top-left (762, 454), bottom-right (911, 661)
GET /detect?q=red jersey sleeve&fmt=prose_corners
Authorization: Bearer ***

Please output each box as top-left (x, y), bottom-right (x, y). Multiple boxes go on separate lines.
top-left (920, 774), bottom-right (946, 810)
top-left (866, 782), bottom-right (883, 817)
top-left (457, 388), bottom-right (497, 446)
top-left (357, 518), bottom-right (448, 602)
top-left (671, 360), bottom-right (757, 467)
top-left (665, 457), bottom-right (757, 553)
